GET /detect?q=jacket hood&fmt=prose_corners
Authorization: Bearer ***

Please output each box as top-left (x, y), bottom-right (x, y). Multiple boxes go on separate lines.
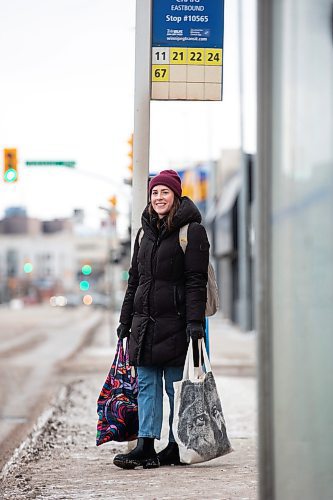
top-left (141, 196), bottom-right (202, 237)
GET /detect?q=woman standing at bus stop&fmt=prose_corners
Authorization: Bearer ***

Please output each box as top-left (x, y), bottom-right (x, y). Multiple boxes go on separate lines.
top-left (113, 169), bottom-right (209, 469)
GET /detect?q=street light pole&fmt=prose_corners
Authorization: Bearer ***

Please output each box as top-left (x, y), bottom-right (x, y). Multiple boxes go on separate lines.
top-left (99, 205), bottom-right (116, 344)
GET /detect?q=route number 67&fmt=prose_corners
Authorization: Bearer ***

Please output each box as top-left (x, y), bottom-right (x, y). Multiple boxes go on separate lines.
top-left (152, 65), bottom-right (169, 81)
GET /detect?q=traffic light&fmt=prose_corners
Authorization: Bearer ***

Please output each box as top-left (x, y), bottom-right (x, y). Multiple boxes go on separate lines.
top-left (79, 263), bottom-right (92, 291)
top-left (4, 148), bottom-right (18, 183)
top-left (79, 280), bottom-right (90, 291)
top-left (108, 195), bottom-right (117, 207)
top-left (127, 134), bottom-right (133, 174)
top-left (23, 262), bottom-right (33, 273)
top-left (81, 264), bottom-right (92, 276)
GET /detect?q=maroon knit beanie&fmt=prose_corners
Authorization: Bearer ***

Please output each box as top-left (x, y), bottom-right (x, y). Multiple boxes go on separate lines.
top-left (149, 169), bottom-right (182, 198)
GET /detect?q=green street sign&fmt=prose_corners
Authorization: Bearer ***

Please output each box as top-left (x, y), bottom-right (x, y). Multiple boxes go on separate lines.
top-left (25, 161), bottom-right (76, 168)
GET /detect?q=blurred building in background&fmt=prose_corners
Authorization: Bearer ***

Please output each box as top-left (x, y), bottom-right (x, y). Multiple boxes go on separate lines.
top-left (0, 208), bottom-right (123, 306)
top-left (205, 151), bottom-right (254, 330)
top-left (0, 207), bottom-right (41, 235)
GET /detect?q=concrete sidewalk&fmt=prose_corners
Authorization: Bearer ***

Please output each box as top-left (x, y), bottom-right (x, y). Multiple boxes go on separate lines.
top-left (0, 314), bottom-right (258, 499)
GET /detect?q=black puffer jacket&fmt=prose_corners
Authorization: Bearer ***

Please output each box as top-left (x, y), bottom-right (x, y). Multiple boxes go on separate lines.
top-left (119, 196), bottom-right (209, 367)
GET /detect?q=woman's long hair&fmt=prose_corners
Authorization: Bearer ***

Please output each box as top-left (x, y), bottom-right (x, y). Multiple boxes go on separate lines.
top-left (148, 195), bottom-right (181, 231)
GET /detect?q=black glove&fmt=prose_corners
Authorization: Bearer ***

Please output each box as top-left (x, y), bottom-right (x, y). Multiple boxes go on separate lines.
top-left (117, 323), bottom-right (130, 340)
top-left (186, 321), bottom-right (204, 342)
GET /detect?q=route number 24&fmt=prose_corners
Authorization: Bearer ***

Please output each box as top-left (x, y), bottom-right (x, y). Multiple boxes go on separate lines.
top-left (207, 52), bottom-right (221, 63)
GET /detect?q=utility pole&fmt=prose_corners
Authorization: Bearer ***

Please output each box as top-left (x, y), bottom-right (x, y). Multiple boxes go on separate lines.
top-left (237, 0), bottom-right (251, 331)
top-left (131, 0), bottom-right (152, 251)
top-left (99, 205), bottom-right (117, 345)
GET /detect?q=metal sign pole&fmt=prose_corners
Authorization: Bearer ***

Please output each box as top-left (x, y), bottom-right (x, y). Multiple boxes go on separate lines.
top-left (131, 0), bottom-right (152, 251)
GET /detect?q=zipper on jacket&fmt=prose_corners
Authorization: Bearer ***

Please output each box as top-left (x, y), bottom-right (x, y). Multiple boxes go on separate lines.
top-left (173, 285), bottom-right (181, 316)
top-left (149, 240), bottom-right (158, 320)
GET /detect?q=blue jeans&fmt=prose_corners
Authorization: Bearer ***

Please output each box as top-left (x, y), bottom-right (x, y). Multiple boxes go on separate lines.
top-left (137, 366), bottom-right (184, 441)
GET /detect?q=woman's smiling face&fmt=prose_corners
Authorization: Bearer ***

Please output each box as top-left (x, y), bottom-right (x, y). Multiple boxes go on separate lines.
top-left (151, 185), bottom-right (175, 219)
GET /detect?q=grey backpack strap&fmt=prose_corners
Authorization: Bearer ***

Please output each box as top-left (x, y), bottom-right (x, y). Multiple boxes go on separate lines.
top-left (179, 224), bottom-right (189, 253)
top-left (138, 227), bottom-right (144, 246)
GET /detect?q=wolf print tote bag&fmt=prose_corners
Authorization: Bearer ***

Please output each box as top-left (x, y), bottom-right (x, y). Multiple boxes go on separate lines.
top-left (173, 339), bottom-right (232, 464)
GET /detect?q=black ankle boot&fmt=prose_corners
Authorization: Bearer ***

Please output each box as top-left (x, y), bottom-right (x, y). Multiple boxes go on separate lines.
top-left (157, 442), bottom-right (184, 466)
top-left (113, 438), bottom-right (160, 469)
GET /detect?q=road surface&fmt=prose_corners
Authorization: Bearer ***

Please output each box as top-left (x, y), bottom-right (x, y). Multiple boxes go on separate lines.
top-left (0, 305), bottom-right (103, 468)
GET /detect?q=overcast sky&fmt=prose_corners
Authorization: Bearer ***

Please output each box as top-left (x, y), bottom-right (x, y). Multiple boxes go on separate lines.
top-left (0, 0), bottom-right (256, 231)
